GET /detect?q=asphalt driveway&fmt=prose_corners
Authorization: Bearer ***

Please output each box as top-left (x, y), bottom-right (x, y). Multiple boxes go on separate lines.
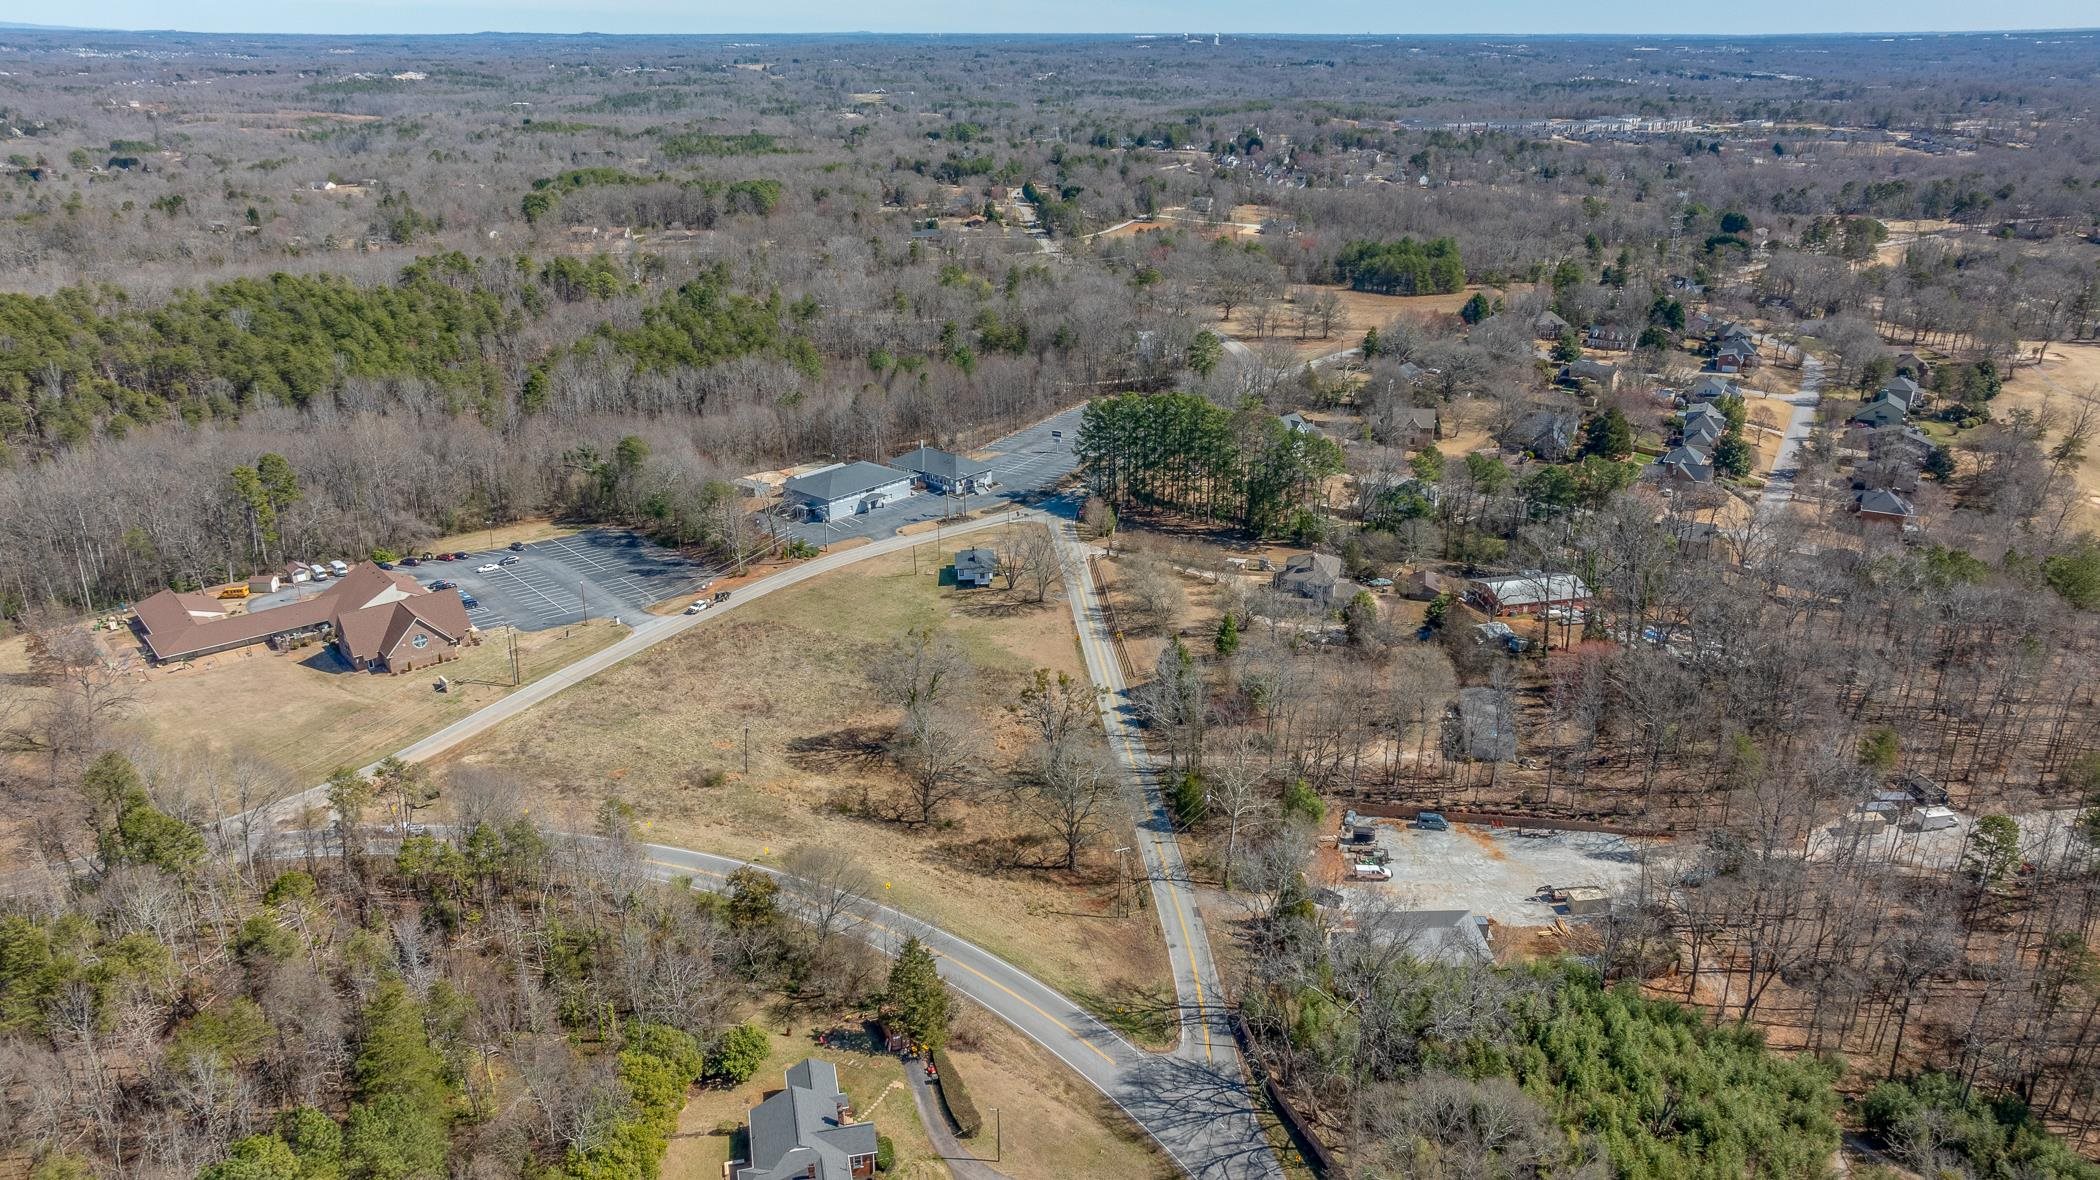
top-left (420, 528), bottom-right (717, 632)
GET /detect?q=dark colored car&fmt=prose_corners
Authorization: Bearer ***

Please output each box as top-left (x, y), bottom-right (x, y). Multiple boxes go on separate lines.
top-left (458, 593), bottom-right (479, 609)
top-left (1416, 812), bottom-right (1450, 831)
top-left (376, 561), bottom-right (395, 570)
top-left (400, 557), bottom-right (421, 567)
top-left (498, 555), bottom-right (520, 566)
top-left (508, 541), bottom-right (526, 552)
top-left (428, 579), bottom-right (456, 591)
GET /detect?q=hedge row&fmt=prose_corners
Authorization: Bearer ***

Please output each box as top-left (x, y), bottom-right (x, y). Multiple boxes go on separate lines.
top-left (929, 1048), bottom-right (982, 1138)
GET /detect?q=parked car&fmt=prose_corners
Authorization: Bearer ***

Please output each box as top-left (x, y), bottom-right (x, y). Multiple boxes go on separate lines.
top-left (458, 593), bottom-right (479, 609)
top-left (1416, 812), bottom-right (1450, 831)
top-left (377, 561), bottom-right (396, 570)
top-left (448, 551), bottom-right (468, 561)
top-left (498, 555), bottom-right (520, 567)
top-left (328, 560), bottom-right (349, 577)
top-left (476, 563), bottom-right (500, 573)
top-left (400, 557), bottom-right (421, 567)
top-left (684, 599), bottom-right (712, 615)
top-left (428, 579), bottom-right (456, 591)
top-left (1351, 862), bottom-right (1393, 882)
top-left (507, 541), bottom-right (526, 552)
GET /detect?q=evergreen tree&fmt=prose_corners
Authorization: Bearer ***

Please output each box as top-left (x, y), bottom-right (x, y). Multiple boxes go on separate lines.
top-left (1580, 408), bottom-right (1634, 459)
top-left (1214, 612), bottom-right (1240, 658)
top-left (886, 937), bottom-right (952, 1053)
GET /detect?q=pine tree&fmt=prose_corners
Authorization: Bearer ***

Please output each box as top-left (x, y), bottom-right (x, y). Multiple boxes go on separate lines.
top-left (886, 936), bottom-right (952, 1052)
top-left (1214, 612), bottom-right (1240, 658)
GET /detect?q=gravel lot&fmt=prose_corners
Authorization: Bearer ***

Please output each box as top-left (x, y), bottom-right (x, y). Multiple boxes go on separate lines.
top-left (1339, 820), bottom-right (1656, 927)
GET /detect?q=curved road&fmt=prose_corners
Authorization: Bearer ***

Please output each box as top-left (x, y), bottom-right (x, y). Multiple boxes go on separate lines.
top-left (208, 501), bottom-right (1280, 1178)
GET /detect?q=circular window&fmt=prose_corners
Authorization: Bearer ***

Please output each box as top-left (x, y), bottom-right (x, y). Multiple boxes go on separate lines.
top-left (412, 634), bottom-right (429, 650)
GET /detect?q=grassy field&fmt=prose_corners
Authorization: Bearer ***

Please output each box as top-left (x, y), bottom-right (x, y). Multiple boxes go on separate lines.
top-left (1998, 340), bottom-right (2100, 522)
top-left (442, 527), bottom-right (1175, 1010)
top-left (1218, 283), bottom-right (1496, 361)
top-left (1, 619), bottom-right (628, 793)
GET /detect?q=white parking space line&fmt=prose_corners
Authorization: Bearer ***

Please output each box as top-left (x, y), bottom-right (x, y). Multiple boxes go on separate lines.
top-left (495, 566), bottom-right (578, 619)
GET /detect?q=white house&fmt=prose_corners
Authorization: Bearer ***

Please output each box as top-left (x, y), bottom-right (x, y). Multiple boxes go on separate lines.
top-left (781, 461), bottom-right (915, 521)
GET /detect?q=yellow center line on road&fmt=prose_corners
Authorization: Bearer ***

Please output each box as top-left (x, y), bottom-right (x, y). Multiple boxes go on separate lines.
top-left (645, 857), bottom-right (1118, 1066)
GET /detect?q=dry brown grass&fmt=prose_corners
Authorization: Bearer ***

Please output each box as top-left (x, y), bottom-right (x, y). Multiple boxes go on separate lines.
top-left (3, 621), bottom-right (627, 792)
top-left (420, 516), bottom-right (585, 554)
top-left (1988, 341), bottom-right (2100, 522)
top-left (1219, 283), bottom-right (1497, 361)
top-left (441, 530), bottom-right (1174, 1006)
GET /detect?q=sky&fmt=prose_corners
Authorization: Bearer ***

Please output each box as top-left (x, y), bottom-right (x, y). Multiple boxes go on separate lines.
top-left (10, 0), bottom-right (2097, 37)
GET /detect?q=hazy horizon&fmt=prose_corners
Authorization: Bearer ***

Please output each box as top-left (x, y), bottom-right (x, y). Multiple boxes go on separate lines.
top-left (11, 1), bottom-right (2098, 39)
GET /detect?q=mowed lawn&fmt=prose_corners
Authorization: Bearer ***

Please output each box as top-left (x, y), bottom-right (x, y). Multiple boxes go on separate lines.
top-left (5, 619), bottom-right (628, 793)
top-left (442, 528), bottom-right (1177, 1010)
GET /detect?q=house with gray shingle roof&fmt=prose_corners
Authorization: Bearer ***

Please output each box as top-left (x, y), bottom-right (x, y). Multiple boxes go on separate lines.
top-left (1656, 444), bottom-right (1715, 484)
top-left (894, 444), bottom-right (992, 496)
top-left (734, 1059), bottom-right (879, 1180)
top-left (782, 461), bottom-right (916, 522)
top-left (1850, 395), bottom-right (1908, 429)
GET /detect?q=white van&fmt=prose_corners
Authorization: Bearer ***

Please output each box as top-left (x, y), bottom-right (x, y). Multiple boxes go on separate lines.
top-left (329, 560), bottom-right (350, 578)
top-left (1910, 806), bottom-right (1959, 832)
top-left (308, 563), bottom-right (330, 581)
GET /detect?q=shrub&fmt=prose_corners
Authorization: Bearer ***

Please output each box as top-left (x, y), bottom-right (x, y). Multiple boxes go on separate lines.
top-left (929, 1048), bottom-right (982, 1137)
top-left (875, 1135), bottom-right (896, 1173)
top-left (708, 1023), bottom-right (769, 1085)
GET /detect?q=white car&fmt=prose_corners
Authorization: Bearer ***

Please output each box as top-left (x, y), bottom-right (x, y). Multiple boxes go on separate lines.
top-left (475, 563), bottom-right (501, 573)
top-left (683, 599), bottom-right (712, 615)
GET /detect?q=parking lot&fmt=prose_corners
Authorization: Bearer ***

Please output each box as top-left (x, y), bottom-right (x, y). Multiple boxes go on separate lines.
top-left (1337, 819), bottom-right (1658, 927)
top-left (782, 404), bottom-right (1083, 548)
top-left (418, 528), bottom-right (716, 633)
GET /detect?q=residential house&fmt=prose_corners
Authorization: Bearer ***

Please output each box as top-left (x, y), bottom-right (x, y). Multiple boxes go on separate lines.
top-left (1389, 406), bottom-right (1441, 450)
top-left (1669, 518), bottom-right (1727, 560)
top-left (1353, 909), bottom-right (1493, 963)
top-left (1656, 444), bottom-right (1715, 484)
top-left (1686, 376), bottom-right (1741, 404)
top-left (953, 548), bottom-right (999, 588)
top-left (781, 461), bottom-right (916, 521)
top-left (1893, 352), bottom-right (1933, 386)
top-left (1557, 359), bottom-right (1621, 392)
top-left (1686, 311), bottom-right (1719, 338)
top-left (732, 1059), bottom-right (878, 1180)
top-left (1849, 395), bottom-right (1908, 429)
top-left (1445, 686), bottom-right (1517, 761)
top-left (1507, 409), bottom-right (1581, 460)
top-left (1584, 324), bottom-right (1637, 352)
top-left (1874, 375), bottom-right (1924, 413)
top-left (132, 563), bottom-right (474, 673)
top-left (1533, 310), bottom-right (1571, 340)
top-left (1279, 411), bottom-right (1326, 439)
top-left (1852, 487), bottom-right (1918, 527)
top-left (1273, 552), bottom-right (1347, 605)
top-left (1713, 338), bottom-right (1760, 373)
top-left (1466, 571), bottom-right (1591, 617)
top-left (1393, 361), bottom-right (1428, 384)
top-left (1679, 405), bottom-right (1727, 449)
top-left (893, 444), bottom-right (992, 496)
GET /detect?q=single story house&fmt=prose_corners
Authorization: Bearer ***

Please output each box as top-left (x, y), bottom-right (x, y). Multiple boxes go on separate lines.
top-left (1686, 376), bottom-right (1740, 404)
top-left (781, 461), bottom-right (916, 521)
top-left (1353, 908), bottom-right (1492, 963)
top-left (1850, 395), bottom-right (1908, 429)
top-left (1273, 552), bottom-right (1346, 604)
top-left (1584, 324), bottom-right (1636, 352)
top-left (953, 547), bottom-right (999, 588)
top-left (132, 563), bottom-right (474, 673)
top-left (1656, 444), bottom-right (1715, 484)
top-left (733, 1059), bottom-right (878, 1180)
top-left (1466, 571), bottom-right (1591, 617)
top-left (1557, 359), bottom-right (1621, 392)
top-left (1446, 686), bottom-right (1517, 761)
top-left (893, 444), bottom-right (992, 496)
top-left (1894, 352), bottom-right (1933, 386)
top-left (1853, 487), bottom-right (1918, 527)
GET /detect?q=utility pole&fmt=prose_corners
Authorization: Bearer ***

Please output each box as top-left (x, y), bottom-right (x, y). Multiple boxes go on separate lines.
top-left (509, 628), bottom-right (520, 686)
top-left (743, 724), bottom-right (751, 775)
top-left (580, 580), bottom-right (587, 624)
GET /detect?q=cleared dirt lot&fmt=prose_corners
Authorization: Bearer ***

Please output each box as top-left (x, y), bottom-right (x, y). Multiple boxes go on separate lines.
top-left (1220, 283), bottom-right (1497, 361)
top-left (443, 531), bottom-right (1176, 1011)
top-left (1329, 819), bottom-right (1654, 927)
